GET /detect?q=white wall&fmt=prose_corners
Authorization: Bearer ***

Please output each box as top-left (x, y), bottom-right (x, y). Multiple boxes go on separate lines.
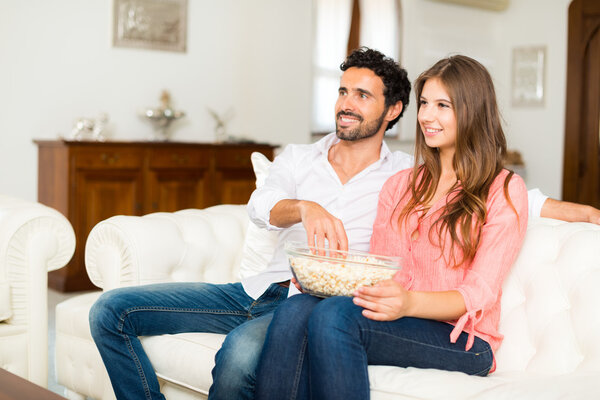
top-left (0, 0), bottom-right (572, 202)
top-left (497, 0), bottom-right (571, 200)
top-left (395, 0), bottom-right (570, 199)
top-left (0, 0), bottom-right (312, 201)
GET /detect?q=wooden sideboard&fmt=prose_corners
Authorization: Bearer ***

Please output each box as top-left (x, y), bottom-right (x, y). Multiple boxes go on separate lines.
top-left (34, 140), bottom-right (277, 292)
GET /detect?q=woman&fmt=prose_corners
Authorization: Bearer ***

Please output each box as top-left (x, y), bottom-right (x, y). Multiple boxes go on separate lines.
top-left (254, 55), bottom-right (528, 400)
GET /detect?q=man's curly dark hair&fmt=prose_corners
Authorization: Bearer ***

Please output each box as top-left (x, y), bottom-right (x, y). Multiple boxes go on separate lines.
top-left (340, 47), bottom-right (411, 131)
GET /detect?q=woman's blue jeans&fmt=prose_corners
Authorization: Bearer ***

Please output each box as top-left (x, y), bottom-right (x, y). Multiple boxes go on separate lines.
top-left (255, 294), bottom-right (493, 400)
top-left (89, 282), bottom-right (287, 400)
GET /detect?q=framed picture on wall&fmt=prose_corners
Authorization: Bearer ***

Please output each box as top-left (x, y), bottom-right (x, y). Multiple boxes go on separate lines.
top-left (113, 0), bottom-right (188, 53)
top-left (511, 46), bottom-right (546, 107)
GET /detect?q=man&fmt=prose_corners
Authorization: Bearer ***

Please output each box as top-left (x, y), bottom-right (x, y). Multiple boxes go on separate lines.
top-left (90, 47), bottom-right (600, 400)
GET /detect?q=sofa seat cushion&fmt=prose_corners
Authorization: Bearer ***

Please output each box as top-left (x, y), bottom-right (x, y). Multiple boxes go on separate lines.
top-left (141, 332), bottom-right (600, 400)
top-left (56, 291), bottom-right (102, 338)
top-left (368, 366), bottom-right (600, 400)
top-left (141, 333), bottom-right (226, 395)
top-left (0, 325), bottom-right (28, 376)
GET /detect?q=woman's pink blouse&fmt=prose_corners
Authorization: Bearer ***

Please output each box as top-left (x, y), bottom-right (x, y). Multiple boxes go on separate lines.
top-left (369, 169), bottom-right (528, 368)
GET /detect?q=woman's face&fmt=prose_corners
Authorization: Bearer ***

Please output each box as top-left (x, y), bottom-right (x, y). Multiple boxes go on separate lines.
top-left (417, 77), bottom-right (457, 155)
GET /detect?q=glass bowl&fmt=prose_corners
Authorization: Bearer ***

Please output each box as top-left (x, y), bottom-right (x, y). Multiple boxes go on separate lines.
top-left (285, 242), bottom-right (402, 297)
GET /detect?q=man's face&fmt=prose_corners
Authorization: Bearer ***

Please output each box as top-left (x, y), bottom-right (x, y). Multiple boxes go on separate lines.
top-left (335, 67), bottom-right (388, 141)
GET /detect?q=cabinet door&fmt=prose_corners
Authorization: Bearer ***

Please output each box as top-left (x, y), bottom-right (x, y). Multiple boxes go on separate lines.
top-left (213, 147), bottom-right (270, 205)
top-left (146, 147), bottom-right (212, 212)
top-left (57, 169), bottom-right (143, 291)
top-left (146, 168), bottom-right (211, 212)
top-left (76, 170), bottom-right (144, 230)
top-left (214, 169), bottom-right (259, 205)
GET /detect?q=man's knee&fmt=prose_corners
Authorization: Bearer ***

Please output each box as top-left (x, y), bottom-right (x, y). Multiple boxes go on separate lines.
top-left (214, 319), bottom-right (269, 372)
top-left (89, 289), bottom-right (128, 340)
top-left (211, 318), bottom-right (271, 399)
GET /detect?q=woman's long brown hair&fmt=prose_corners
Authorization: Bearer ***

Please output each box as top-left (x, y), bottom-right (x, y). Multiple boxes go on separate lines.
top-left (398, 55), bottom-right (515, 267)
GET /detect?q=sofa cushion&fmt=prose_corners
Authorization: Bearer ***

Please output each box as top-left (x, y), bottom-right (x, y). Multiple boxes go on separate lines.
top-left (142, 333), bottom-right (226, 395)
top-left (238, 152), bottom-right (278, 279)
top-left (0, 281), bottom-right (10, 321)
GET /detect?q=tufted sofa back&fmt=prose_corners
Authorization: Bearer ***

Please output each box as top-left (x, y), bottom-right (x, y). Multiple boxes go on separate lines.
top-left (86, 205), bottom-right (251, 290)
top-left (495, 218), bottom-right (600, 374)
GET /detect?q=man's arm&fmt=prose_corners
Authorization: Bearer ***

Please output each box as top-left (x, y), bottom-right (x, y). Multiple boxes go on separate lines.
top-left (270, 199), bottom-right (348, 252)
top-left (540, 198), bottom-right (600, 224)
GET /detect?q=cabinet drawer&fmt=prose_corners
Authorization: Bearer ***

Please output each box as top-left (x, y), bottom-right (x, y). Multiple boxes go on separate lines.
top-left (148, 148), bottom-right (209, 169)
top-left (214, 148), bottom-right (257, 169)
top-left (74, 149), bottom-right (143, 169)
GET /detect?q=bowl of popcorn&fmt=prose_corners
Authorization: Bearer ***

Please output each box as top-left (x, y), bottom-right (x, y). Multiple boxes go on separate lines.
top-left (285, 242), bottom-right (401, 297)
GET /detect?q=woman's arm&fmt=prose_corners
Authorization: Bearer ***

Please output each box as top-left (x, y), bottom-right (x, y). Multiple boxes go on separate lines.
top-left (353, 281), bottom-right (466, 321)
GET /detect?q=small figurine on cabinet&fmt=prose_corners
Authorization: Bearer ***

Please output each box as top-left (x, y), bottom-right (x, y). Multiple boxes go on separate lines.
top-left (68, 113), bottom-right (110, 141)
top-left (142, 90), bottom-right (185, 141)
top-left (207, 107), bottom-right (234, 143)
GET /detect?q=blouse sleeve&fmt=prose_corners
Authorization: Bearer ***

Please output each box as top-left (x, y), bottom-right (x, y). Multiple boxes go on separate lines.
top-left (450, 172), bottom-right (529, 350)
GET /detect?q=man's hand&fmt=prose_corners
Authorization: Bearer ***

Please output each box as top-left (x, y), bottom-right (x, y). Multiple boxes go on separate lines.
top-left (298, 201), bottom-right (348, 252)
top-left (587, 206), bottom-right (600, 225)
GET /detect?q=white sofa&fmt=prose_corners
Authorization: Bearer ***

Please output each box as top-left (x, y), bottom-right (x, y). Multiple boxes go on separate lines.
top-left (55, 203), bottom-right (600, 400)
top-left (0, 195), bottom-right (75, 387)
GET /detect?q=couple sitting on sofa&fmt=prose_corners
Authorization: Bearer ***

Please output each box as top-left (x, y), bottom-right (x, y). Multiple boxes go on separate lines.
top-left (89, 48), bottom-right (600, 400)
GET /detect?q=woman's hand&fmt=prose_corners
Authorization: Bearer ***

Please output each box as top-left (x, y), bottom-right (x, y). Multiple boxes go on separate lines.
top-left (352, 280), bottom-right (413, 321)
top-left (291, 277), bottom-right (304, 293)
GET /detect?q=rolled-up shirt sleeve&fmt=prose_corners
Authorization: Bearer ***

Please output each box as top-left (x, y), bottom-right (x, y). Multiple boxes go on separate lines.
top-left (247, 144), bottom-right (298, 231)
top-left (526, 188), bottom-right (548, 218)
top-left (450, 174), bottom-right (529, 350)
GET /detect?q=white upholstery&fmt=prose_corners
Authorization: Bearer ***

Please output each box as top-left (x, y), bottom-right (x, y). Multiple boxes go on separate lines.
top-left (55, 202), bottom-right (600, 399)
top-left (0, 194), bottom-right (75, 387)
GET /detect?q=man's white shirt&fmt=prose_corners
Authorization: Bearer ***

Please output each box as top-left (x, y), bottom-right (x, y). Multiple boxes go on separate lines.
top-left (243, 133), bottom-right (547, 299)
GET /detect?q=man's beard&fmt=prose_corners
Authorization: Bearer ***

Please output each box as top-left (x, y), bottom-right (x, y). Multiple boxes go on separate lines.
top-left (335, 109), bottom-right (387, 141)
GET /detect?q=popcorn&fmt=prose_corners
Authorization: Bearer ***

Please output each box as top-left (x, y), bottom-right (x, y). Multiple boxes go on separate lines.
top-left (289, 254), bottom-right (397, 297)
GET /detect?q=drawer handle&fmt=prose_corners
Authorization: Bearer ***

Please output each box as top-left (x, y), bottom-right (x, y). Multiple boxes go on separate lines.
top-left (100, 153), bottom-right (119, 165)
top-left (171, 154), bottom-right (189, 165)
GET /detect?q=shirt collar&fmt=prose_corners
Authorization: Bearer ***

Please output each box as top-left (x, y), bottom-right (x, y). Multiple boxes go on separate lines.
top-left (315, 132), bottom-right (392, 162)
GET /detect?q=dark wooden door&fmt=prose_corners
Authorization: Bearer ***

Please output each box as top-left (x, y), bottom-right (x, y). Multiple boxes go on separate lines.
top-left (563, 0), bottom-right (600, 208)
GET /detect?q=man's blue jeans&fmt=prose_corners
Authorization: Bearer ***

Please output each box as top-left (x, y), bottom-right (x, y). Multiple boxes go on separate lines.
top-left (255, 294), bottom-right (494, 400)
top-left (89, 281), bottom-right (287, 400)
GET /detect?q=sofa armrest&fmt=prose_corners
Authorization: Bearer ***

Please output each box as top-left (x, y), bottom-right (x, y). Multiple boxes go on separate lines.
top-left (0, 195), bottom-right (75, 325)
top-left (85, 204), bottom-right (249, 291)
top-left (0, 195), bottom-right (75, 386)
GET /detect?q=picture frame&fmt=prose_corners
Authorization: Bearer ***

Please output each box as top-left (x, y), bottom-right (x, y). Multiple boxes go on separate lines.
top-left (511, 46), bottom-right (546, 107)
top-left (113, 0), bottom-right (188, 53)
